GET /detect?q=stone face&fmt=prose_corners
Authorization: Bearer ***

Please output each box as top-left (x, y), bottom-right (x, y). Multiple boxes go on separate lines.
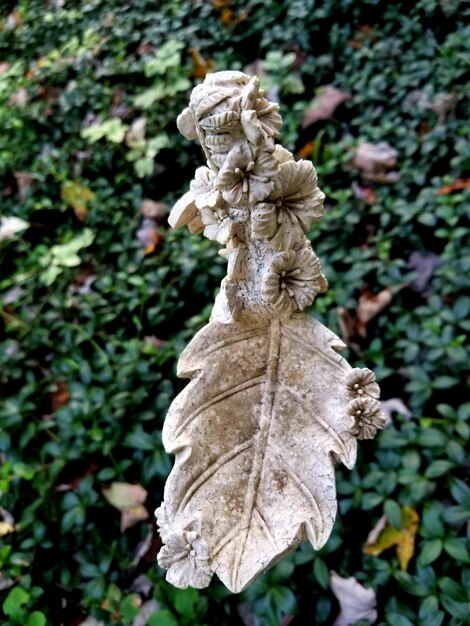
top-left (156, 71), bottom-right (386, 593)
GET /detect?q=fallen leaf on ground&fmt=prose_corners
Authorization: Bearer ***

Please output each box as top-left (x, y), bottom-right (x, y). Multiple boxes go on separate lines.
top-left (103, 482), bottom-right (148, 532)
top-left (428, 91), bottom-right (458, 123)
top-left (0, 507), bottom-right (15, 537)
top-left (364, 505), bottom-right (419, 571)
top-left (339, 287), bottom-right (394, 344)
top-left (352, 181), bottom-right (377, 205)
top-left (143, 336), bottom-right (168, 350)
top-left (132, 524), bottom-right (161, 566)
top-left (297, 141), bottom-right (314, 159)
top-left (0, 573), bottom-right (15, 591)
top-left (190, 47), bottom-right (214, 78)
top-left (140, 199), bottom-right (168, 221)
top-left (352, 142), bottom-right (399, 183)
top-left (136, 218), bottom-right (163, 254)
top-left (79, 618), bottom-right (105, 626)
top-left (69, 268), bottom-right (97, 295)
top-left (0, 522), bottom-right (15, 537)
top-left (357, 287), bottom-right (393, 336)
top-left (49, 381), bottom-right (70, 412)
top-left (14, 171), bottom-right (35, 203)
top-left (125, 117), bottom-right (147, 146)
top-left (130, 574), bottom-right (153, 596)
top-left (330, 571), bottom-right (377, 626)
top-left (381, 398), bottom-right (412, 425)
top-left (61, 180), bottom-right (95, 221)
top-left (132, 600), bottom-right (160, 626)
top-left (348, 24), bottom-right (377, 50)
top-left (0, 216), bottom-right (29, 241)
top-left (302, 86), bottom-right (351, 129)
top-left (8, 88), bottom-right (28, 107)
top-left (436, 177), bottom-right (470, 195)
top-left (408, 250), bottom-right (441, 296)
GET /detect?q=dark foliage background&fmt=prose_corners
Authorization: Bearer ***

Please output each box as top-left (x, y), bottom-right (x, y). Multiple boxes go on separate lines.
top-left (0, 1), bottom-right (469, 625)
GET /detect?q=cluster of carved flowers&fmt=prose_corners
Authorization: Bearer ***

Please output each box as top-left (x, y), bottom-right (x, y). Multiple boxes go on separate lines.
top-left (261, 247), bottom-right (328, 315)
top-left (345, 368), bottom-right (385, 439)
top-left (156, 504), bottom-right (212, 589)
top-left (180, 71), bottom-right (327, 316)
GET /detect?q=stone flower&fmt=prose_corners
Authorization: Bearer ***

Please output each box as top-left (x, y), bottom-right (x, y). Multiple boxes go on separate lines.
top-left (189, 166), bottom-right (222, 210)
top-left (347, 397), bottom-right (385, 440)
top-left (155, 502), bottom-right (171, 543)
top-left (158, 527), bottom-right (212, 589)
top-left (345, 368), bottom-right (380, 401)
top-left (200, 206), bottom-right (236, 245)
top-left (255, 96), bottom-right (283, 138)
top-left (252, 160), bottom-right (325, 250)
top-left (261, 247), bottom-right (328, 315)
top-left (216, 142), bottom-right (278, 206)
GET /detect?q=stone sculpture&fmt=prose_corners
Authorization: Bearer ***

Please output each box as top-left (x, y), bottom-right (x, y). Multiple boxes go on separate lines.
top-left (156, 71), bottom-right (385, 593)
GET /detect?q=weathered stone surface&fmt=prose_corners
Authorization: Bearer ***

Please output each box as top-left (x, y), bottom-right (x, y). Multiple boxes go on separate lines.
top-left (156, 71), bottom-right (385, 593)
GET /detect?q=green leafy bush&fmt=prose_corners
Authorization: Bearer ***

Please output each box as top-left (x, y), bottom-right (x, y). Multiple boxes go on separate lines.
top-left (1, 1), bottom-right (469, 624)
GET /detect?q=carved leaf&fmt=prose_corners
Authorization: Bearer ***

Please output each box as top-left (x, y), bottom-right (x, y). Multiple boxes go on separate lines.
top-left (160, 313), bottom-right (357, 592)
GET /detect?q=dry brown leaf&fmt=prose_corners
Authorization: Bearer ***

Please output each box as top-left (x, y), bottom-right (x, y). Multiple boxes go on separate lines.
top-left (347, 24), bottom-right (377, 50)
top-left (136, 217), bottom-right (163, 255)
top-left (0, 216), bottom-right (29, 241)
top-left (352, 142), bottom-right (399, 183)
top-left (436, 177), bottom-right (470, 195)
top-left (14, 171), bottom-right (35, 203)
top-left (0, 574), bottom-right (15, 591)
top-left (9, 88), bottom-right (28, 108)
top-left (132, 600), bottom-right (160, 626)
top-left (103, 482), bottom-right (149, 532)
top-left (143, 336), bottom-right (168, 350)
top-left (330, 571), bottom-right (377, 626)
top-left (364, 505), bottom-right (419, 571)
top-left (297, 141), bottom-right (314, 159)
top-left (381, 398), bottom-right (412, 425)
top-left (121, 506), bottom-right (149, 532)
top-left (429, 91), bottom-right (458, 123)
top-left (140, 199), bottom-right (168, 221)
top-left (190, 47), bottom-right (215, 79)
top-left (125, 117), bottom-right (147, 146)
top-left (302, 86), bottom-right (351, 129)
top-left (356, 287), bottom-right (393, 336)
top-left (352, 181), bottom-right (377, 205)
top-left (61, 180), bottom-right (95, 221)
top-left (0, 522), bottom-right (15, 537)
top-left (49, 381), bottom-right (70, 412)
top-left (339, 287), bottom-right (394, 344)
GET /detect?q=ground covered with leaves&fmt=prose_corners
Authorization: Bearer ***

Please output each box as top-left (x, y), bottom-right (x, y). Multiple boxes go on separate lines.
top-left (1, 1), bottom-right (469, 625)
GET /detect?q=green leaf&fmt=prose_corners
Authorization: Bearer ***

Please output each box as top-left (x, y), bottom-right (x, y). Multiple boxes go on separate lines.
top-left (148, 610), bottom-right (179, 626)
top-left (424, 460), bottom-right (454, 478)
top-left (3, 587), bottom-right (29, 620)
top-left (443, 538), bottom-right (470, 563)
top-left (313, 558), bottom-right (329, 590)
top-left (385, 612), bottom-right (415, 626)
top-left (443, 505), bottom-right (470, 524)
top-left (27, 611), bottom-right (47, 626)
top-left (440, 596), bottom-right (470, 621)
top-left (173, 587), bottom-right (198, 617)
top-left (133, 85), bottom-right (166, 109)
top-left (120, 594), bottom-right (141, 623)
top-left (385, 499), bottom-right (403, 529)
top-left (418, 539), bottom-right (442, 566)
